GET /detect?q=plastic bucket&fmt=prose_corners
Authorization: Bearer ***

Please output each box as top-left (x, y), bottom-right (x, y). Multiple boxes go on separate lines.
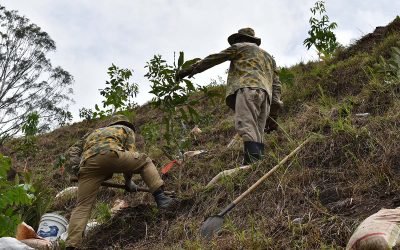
top-left (37, 213), bottom-right (68, 241)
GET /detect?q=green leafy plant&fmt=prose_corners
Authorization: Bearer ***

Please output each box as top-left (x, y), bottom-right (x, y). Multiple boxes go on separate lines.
top-left (304, 1), bottom-right (339, 59)
top-left (278, 67), bottom-right (295, 87)
top-left (0, 154), bottom-right (34, 237)
top-left (19, 173), bottom-right (53, 229)
top-left (16, 112), bottom-right (40, 159)
top-left (332, 101), bottom-right (354, 133)
top-left (145, 52), bottom-right (200, 151)
top-left (78, 108), bottom-right (94, 121)
top-left (79, 64), bottom-right (139, 119)
top-left (92, 202), bottom-right (111, 223)
top-left (375, 44), bottom-right (400, 85)
top-left (141, 122), bottom-right (161, 150)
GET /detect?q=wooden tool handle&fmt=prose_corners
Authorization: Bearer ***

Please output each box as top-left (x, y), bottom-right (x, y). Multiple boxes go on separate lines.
top-left (232, 137), bottom-right (311, 206)
top-left (69, 177), bottom-right (150, 192)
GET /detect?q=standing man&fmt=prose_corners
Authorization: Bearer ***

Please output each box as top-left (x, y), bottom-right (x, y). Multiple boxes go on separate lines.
top-left (65, 115), bottom-right (178, 250)
top-left (177, 28), bottom-right (283, 165)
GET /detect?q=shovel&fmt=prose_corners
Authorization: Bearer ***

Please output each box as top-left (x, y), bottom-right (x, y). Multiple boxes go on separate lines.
top-left (200, 137), bottom-right (311, 240)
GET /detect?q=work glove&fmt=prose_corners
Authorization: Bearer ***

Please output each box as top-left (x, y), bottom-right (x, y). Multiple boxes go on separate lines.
top-left (125, 180), bottom-right (139, 192)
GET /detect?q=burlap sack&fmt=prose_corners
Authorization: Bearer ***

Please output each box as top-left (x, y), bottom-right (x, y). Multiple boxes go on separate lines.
top-left (347, 208), bottom-right (400, 250)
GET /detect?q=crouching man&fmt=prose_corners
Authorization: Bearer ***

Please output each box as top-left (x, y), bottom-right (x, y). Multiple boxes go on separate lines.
top-left (65, 115), bottom-right (178, 249)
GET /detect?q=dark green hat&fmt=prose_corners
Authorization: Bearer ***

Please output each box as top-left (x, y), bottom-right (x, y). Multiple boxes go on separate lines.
top-left (107, 114), bottom-right (136, 132)
top-left (228, 27), bottom-right (261, 46)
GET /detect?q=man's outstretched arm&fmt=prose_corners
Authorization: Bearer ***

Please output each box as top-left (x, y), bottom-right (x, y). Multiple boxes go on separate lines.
top-left (177, 46), bottom-right (237, 80)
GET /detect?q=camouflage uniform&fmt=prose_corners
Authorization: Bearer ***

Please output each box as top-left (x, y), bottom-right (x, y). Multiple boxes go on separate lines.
top-left (81, 125), bottom-right (137, 162)
top-left (189, 42), bottom-right (281, 111)
top-left (66, 123), bottom-right (163, 248)
top-left (180, 29), bottom-right (281, 138)
top-left (64, 132), bottom-right (90, 177)
top-left (178, 28), bottom-right (282, 164)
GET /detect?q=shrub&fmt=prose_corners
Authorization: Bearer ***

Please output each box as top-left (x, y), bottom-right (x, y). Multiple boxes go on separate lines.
top-left (0, 154), bottom-right (34, 237)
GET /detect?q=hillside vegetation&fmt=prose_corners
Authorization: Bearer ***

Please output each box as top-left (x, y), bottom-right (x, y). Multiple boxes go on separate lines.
top-left (1, 17), bottom-right (400, 249)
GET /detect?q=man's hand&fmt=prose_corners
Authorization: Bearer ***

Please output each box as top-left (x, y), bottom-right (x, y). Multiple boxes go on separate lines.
top-left (265, 116), bottom-right (278, 133)
top-left (125, 180), bottom-right (139, 192)
top-left (265, 100), bottom-right (283, 133)
top-left (176, 68), bottom-right (193, 82)
top-left (124, 172), bottom-right (138, 192)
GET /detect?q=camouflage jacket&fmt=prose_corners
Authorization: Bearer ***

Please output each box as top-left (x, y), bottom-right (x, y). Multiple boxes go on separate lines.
top-left (64, 125), bottom-right (136, 176)
top-left (187, 42), bottom-right (282, 107)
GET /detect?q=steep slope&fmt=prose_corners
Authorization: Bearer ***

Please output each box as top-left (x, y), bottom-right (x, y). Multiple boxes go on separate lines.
top-left (1, 17), bottom-right (400, 249)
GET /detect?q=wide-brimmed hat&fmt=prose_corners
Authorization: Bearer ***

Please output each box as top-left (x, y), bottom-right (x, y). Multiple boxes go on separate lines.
top-left (228, 27), bottom-right (261, 46)
top-left (107, 114), bottom-right (136, 132)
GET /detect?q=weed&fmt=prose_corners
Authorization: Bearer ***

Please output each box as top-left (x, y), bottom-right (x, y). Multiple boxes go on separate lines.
top-left (92, 202), bottom-right (111, 223)
top-left (0, 154), bottom-right (34, 237)
top-left (141, 122), bottom-right (161, 150)
top-left (318, 84), bottom-right (336, 108)
top-left (19, 173), bottom-right (53, 229)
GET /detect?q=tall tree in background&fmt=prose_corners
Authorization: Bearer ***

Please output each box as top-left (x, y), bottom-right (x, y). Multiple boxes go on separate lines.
top-left (0, 5), bottom-right (73, 142)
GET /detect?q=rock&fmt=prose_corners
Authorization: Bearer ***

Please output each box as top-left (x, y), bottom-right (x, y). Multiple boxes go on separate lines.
top-left (85, 220), bottom-right (100, 234)
top-left (292, 218), bottom-right (303, 224)
top-left (190, 125), bottom-right (202, 135)
top-left (355, 113), bottom-right (370, 117)
top-left (183, 150), bottom-right (206, 159)
top-left (55, 186), bottom-right (78, 200)
top-left (111, 199), bottom-right (129, 214)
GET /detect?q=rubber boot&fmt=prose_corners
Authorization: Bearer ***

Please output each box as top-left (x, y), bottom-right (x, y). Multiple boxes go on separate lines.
top-left (243, 141), bottom-right (265, 165)
top-left (153, 188), bottom-right (178, 210)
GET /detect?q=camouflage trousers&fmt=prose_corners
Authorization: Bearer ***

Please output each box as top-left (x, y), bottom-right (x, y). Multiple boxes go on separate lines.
top-left (66, 150), bottom-right (163, 248)
top-left (234, 87), bottom-right (270, 143)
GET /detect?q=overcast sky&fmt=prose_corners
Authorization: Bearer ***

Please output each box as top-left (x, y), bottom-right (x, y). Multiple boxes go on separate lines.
top-left (2, 0), bottom-right (399, 122)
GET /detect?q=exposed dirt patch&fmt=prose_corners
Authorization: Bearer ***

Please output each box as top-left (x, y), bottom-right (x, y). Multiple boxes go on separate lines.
top-left (82, 198), bottom-right (194, 249)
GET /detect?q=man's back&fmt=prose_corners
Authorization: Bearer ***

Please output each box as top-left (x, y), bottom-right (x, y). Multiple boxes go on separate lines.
top-left (227, 42), bottom-right (275, 98)
top-left (82, 125), bottom-right (136, 163)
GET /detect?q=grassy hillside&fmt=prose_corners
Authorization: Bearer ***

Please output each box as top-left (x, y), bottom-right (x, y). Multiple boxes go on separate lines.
top-left (1, 17), bottom-right (400, 249)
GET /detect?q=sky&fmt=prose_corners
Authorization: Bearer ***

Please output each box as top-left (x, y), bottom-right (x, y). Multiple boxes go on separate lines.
top-left (1, 0), bottom-right (399, 122)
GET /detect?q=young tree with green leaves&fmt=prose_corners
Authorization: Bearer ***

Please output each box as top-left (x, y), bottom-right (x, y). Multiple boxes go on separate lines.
top-left (303, 0), bottom-right (339, 59)
top-left (79, 64), bottom-right (138, 119)
top-left (0, 5), bottom-right (74, 142)
top-left (16, 112), bottom-right (39, 160)
top-left (145, 52), bottom-right (200, 149)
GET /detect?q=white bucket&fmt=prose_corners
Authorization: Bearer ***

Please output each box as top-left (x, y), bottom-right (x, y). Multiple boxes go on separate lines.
top-left (37, 213), bottom-right (68, 241)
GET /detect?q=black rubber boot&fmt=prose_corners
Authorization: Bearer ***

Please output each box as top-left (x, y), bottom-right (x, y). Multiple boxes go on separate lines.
top-left (243, 141), bottom-right (265, 165)
top-left (153, 188), bottom-right (178, 210)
